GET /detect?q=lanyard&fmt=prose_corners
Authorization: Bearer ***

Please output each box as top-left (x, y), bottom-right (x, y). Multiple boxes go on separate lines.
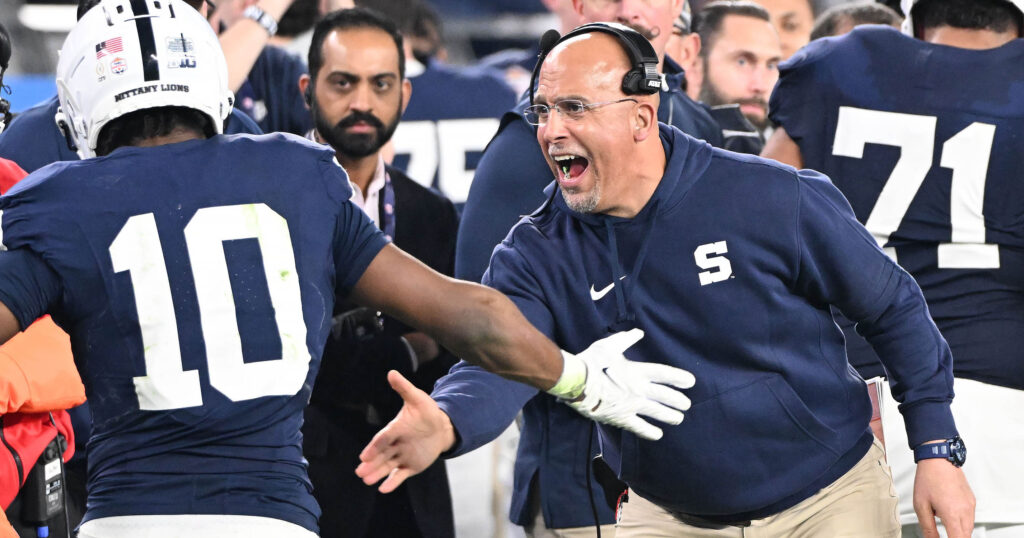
top-left (380, 169), bottom-right (396, 242)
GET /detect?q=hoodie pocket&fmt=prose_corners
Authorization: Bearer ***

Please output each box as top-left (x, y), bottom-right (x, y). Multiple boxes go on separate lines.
top-left (619, 374), bottom-right (843, 516)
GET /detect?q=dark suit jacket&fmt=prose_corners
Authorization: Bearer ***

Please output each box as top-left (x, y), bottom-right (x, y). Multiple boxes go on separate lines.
top-left (304, 165), bottom-right (459, 538)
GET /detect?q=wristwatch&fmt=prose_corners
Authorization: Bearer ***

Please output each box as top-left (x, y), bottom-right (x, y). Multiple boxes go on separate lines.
top-left (913, 436), bottom-right (966, 467)
top-left (242, 5), bottom-right (278, 36)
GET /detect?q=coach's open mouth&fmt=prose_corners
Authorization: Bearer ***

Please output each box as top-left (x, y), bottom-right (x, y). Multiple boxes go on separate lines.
top-left (553, 154), bottom-right (589, 184)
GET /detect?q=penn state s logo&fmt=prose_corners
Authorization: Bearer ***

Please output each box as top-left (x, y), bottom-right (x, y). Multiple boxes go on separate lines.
top-left (694, 241), bottom-right (732, 286)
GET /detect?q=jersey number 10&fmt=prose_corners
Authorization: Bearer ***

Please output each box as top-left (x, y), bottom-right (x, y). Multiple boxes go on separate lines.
top-left (833, 106), bottom-right (999, 269)
top-left (110, 203), bottom-right (311, 411)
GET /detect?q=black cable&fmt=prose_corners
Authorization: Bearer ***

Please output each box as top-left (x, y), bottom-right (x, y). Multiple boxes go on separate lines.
top-left (584, 422), bottom-right (601, 538)
top-left (58, 452), bottom-right (70, 538)
top-left (47, 413), bottom-right (72, 538)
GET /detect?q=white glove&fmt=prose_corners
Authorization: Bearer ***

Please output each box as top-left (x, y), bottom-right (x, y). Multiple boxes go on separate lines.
top-left (547, 329), bottom-right (696, 441)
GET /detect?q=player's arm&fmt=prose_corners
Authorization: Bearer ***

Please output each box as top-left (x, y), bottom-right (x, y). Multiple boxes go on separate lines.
top-left (351, 244), bottom-right (563, 390)
top-left (761, 126), bottom-right (803, 168)
top-left (216, 0), bottom-right (295, 92)
top-left (352, 242), bottom-right (695, 488)
top-left (0, 301), bottom-right (18, 345)
top-left (355, 242), bottom-right (556, 492)
top-left (350, 246), bottom-right (557, 492)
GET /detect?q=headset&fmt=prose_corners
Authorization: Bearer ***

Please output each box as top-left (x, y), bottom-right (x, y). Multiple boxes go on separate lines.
top-left (0, 21), bottom-right (12, 134)
top-left (528, 22), bottom-right (662, 106)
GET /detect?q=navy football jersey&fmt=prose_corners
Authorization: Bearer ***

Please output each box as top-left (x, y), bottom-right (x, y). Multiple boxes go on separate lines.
top-left (0, 133), bottom-right (388, 531)
top-left (769, 27), bottom-right (1024, 390)
top-left (390, 58), bottom-right (517, 204)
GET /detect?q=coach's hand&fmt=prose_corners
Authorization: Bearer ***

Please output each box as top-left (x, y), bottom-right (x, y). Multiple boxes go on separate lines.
top-left (913, 458), bottom-right (975, 538)
top-left (356, 370), bottom-right (455, 493)
top-left (549, 329), bottom-right (695, 441)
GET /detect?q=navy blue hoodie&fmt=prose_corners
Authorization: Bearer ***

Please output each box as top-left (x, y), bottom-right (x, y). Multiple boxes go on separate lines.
top-left (435, 124), bottom-right (957, 521)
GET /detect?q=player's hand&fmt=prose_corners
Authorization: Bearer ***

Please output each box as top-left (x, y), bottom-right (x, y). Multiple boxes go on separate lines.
top-left (913, 458), bottom-right (975, 538)
top-left (355, 370), bottom-right (456, 493)
top-left (558, 329), bottom-right (696, 441)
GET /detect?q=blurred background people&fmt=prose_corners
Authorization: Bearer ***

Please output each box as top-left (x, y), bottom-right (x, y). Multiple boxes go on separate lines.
top-left (211, 0), bottom-right (313, 135)
top-left (362, 0), bottom-right (517, 206)
top-left (477, 0), bottom-right (581, 96)
top-left (809, 0), bottom-right (902, 40)
top-left (756, 0), bottom-right (816, 58)
top-left (691, 1), bottom-right (781, 141)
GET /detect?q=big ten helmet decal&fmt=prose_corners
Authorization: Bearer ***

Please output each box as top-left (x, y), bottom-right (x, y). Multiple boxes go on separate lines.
top-left (529, 22), bottom-right (662, 105)
top-left (900, 0), bottom-right (1024, 37)
top-left (54, 0), bottom-right (233, 159)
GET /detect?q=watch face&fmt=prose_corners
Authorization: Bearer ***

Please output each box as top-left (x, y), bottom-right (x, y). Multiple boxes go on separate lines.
top-left (950, 437), bottom-right (967, 466)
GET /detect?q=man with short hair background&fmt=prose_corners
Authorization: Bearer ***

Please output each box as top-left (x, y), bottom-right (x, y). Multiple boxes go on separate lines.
top-left (691, 1), bottom-right (782, 138)
top-left (809, 1), bottom-right (902, 41)
top-left (297, 7), bottom-right (460, 537)
top-left (755, 0), bottom-right (816, 59)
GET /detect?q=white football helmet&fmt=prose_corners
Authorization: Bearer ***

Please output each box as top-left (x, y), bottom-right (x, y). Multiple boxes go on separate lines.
top-left (901, 0), bottom-right (1024, 37)
top-left (55, 0), bottom-right (233, 159)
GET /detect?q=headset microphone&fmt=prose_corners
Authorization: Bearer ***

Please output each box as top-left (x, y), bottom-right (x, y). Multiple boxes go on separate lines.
top-left (538, 29), bottom-right (562, 56)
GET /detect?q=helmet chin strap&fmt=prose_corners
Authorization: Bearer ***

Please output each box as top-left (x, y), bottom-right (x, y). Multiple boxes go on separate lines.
top-left (55, 116), bottom-right (79, 152)
top-left (0, 93), bottom-right (9, 135)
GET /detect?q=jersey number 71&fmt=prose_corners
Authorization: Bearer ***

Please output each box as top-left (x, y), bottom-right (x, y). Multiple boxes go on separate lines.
top-left (832, 106), bottom-right (999, 269)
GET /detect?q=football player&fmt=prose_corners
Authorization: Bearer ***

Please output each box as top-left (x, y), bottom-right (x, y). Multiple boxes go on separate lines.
top-left (0, 2), bottom-right (695, 536)
top-left (0, 0), bottom-right (263, 174)
top-left (764, 0), bottom-right (1024, 535)
top-left (384, 0), bottom-right (519, 205)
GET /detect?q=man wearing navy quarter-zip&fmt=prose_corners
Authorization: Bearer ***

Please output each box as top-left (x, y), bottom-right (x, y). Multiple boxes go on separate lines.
top-left (358, 23), bottom-right (976, 538)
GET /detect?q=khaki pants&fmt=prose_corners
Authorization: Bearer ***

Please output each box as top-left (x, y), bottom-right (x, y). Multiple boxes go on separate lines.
top-left (523, 488), bottom-right (617, 538)
top-left (617, 440), bottom-right (898, 537)
top-left (525, 518), bottom-right (616, 538)
top-left (901, 523), bottom-right (1024, 538)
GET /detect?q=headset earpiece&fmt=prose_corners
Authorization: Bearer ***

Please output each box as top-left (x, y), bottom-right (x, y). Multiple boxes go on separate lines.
top-left (528, 23), bottom-right (661, 106)
top-left (303, 84), bottom-right (312, 107)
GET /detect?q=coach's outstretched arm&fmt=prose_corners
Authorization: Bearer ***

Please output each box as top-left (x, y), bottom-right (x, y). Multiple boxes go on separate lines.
top-left (349, 244), bottom-right (694, 435)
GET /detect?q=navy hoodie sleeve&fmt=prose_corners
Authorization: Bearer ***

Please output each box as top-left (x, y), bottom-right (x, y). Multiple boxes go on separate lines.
top-left (434, 239), bottom-right (553, 456)
top-left (793, 169), bottom-right (956, 448)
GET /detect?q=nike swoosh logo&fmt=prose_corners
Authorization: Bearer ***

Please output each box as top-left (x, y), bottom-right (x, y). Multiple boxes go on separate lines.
top-left (590, 276), bottom-right (626, 301)
top-left (590, 282), bottom-right (615, 301)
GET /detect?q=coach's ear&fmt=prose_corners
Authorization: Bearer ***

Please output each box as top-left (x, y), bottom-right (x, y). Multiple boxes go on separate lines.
top-left (632, 97), bottom-right (657, 143)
